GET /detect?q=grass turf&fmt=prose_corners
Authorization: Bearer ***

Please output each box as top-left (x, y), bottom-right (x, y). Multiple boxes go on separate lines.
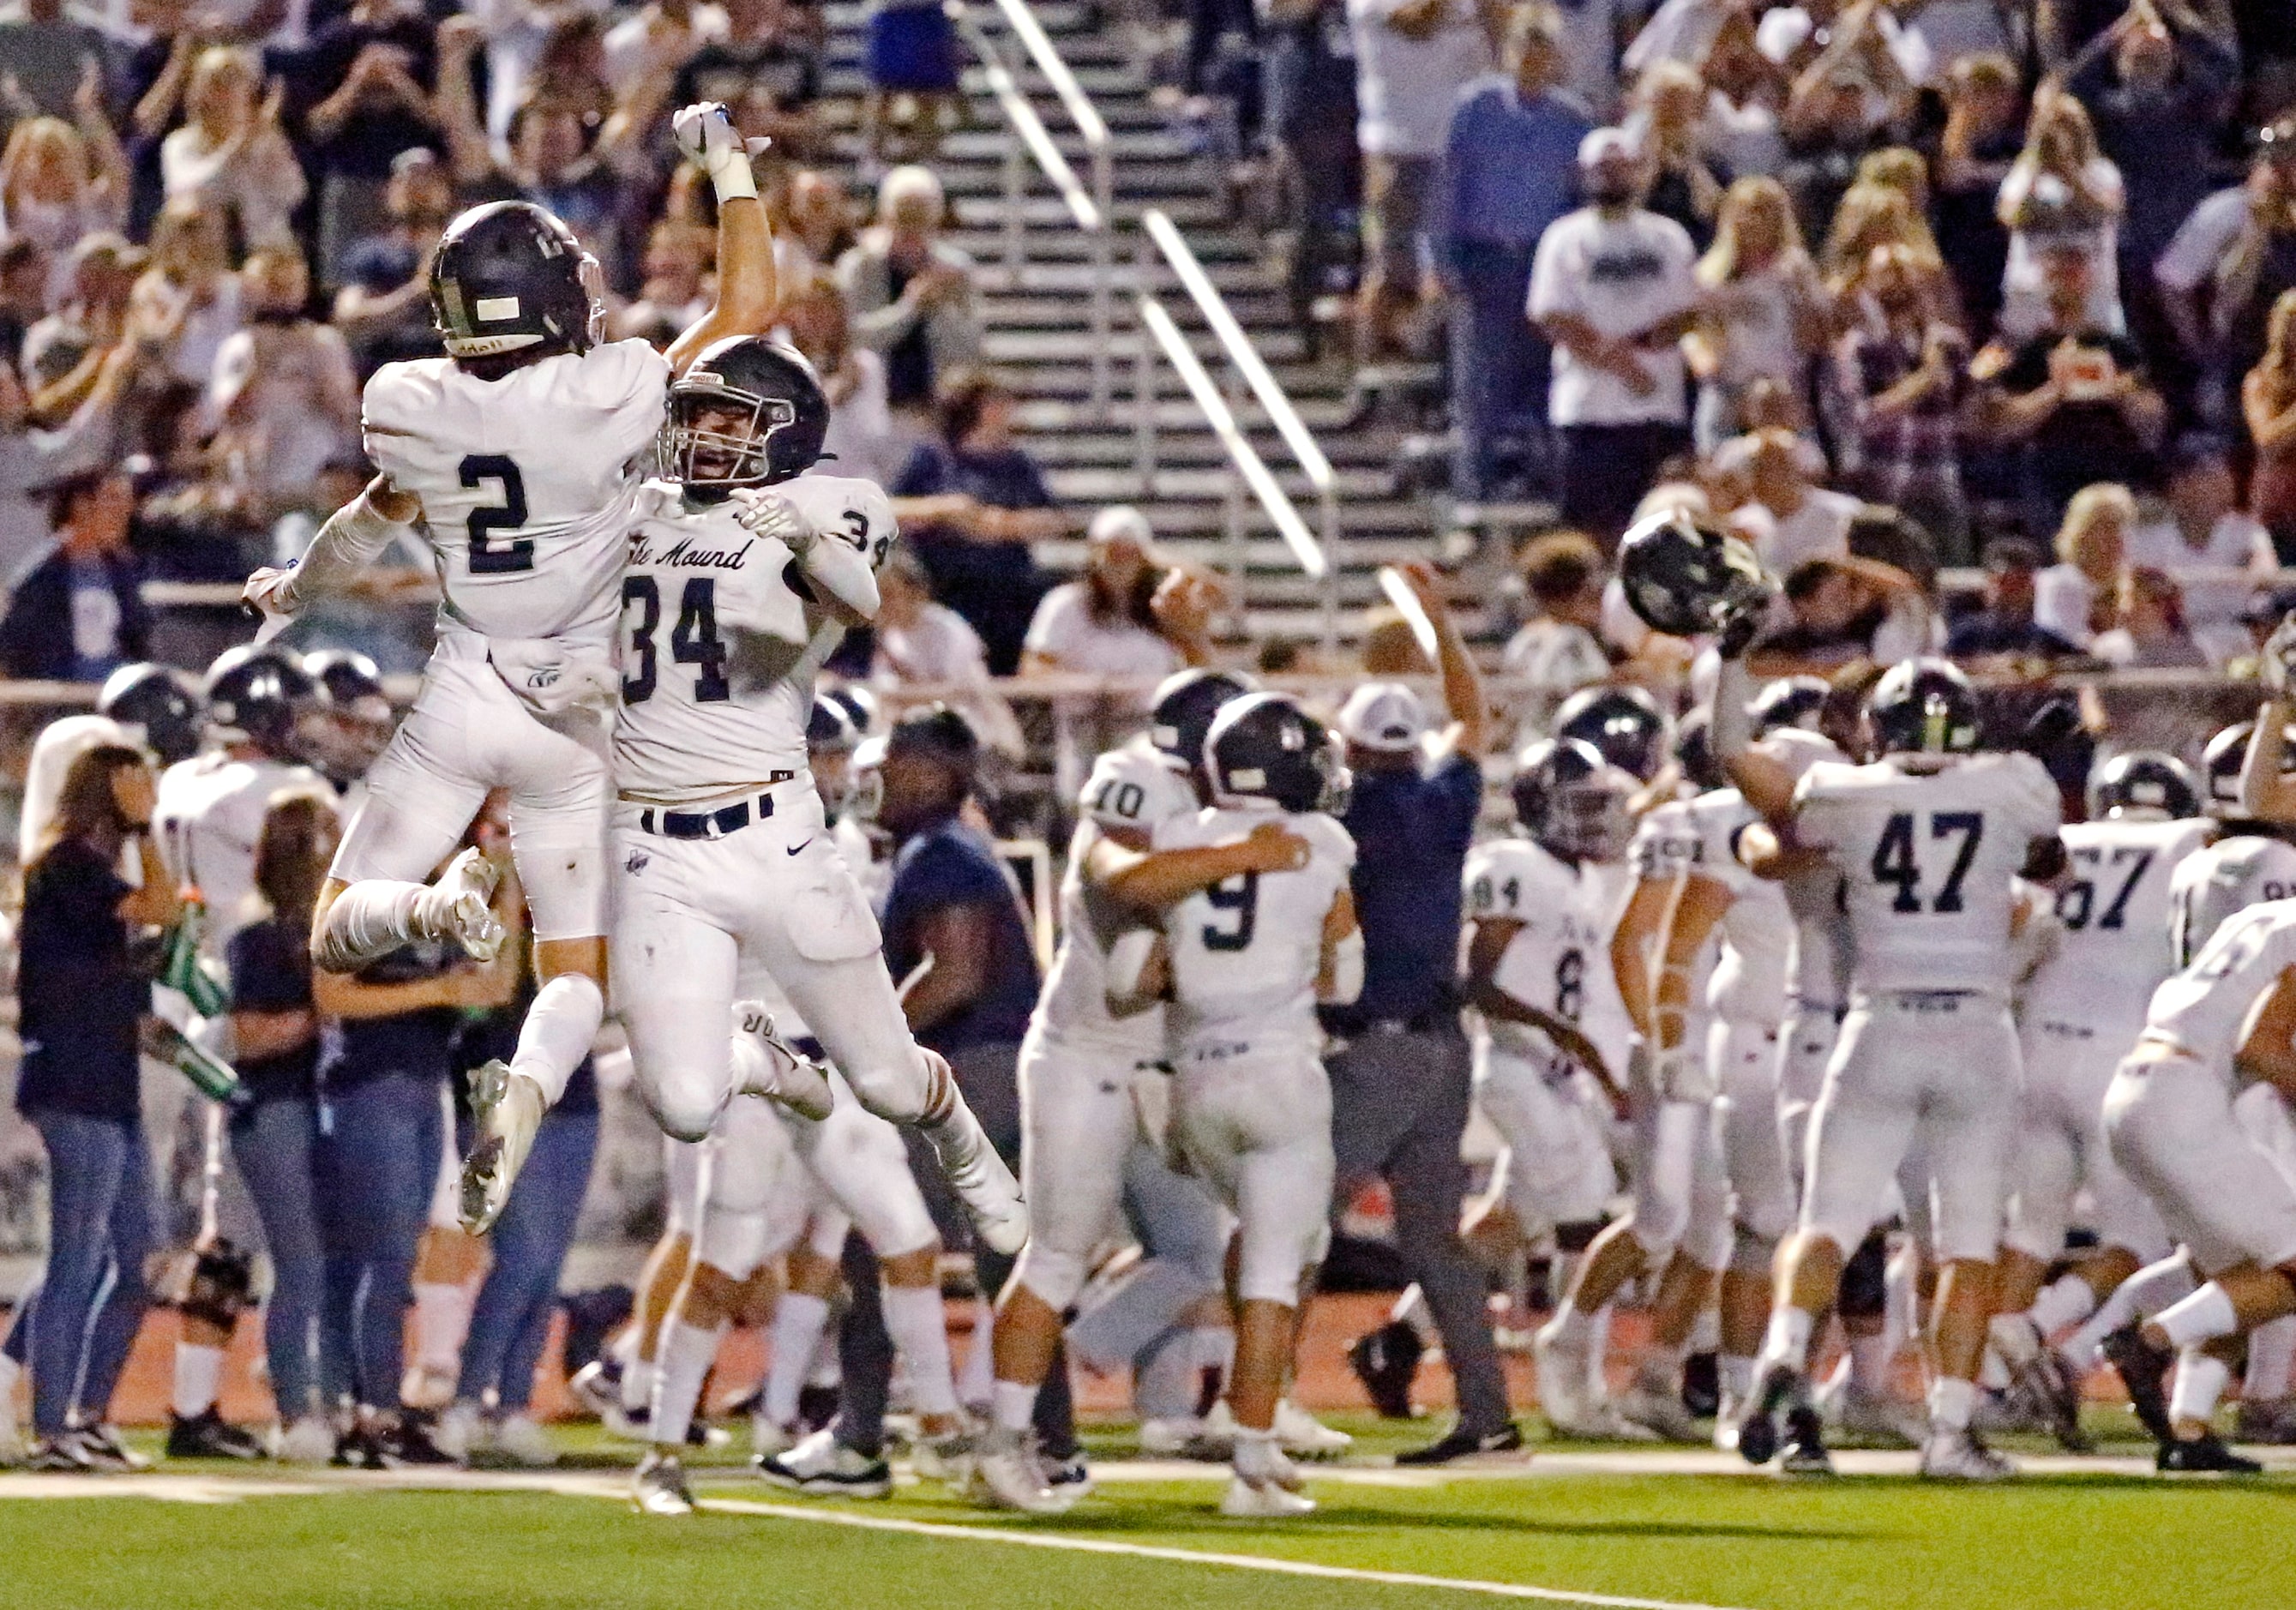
top-left (0, 1416), bottom-right (2288, 1610)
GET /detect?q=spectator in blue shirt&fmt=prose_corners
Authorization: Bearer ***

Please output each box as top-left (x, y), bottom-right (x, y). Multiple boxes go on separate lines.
top-left (1435, 7), bottom-right (1592, 499)
top-left (0, 468), bottom-right (149, 682)
top-left (1325, 563), bottom-right (1520, 1464)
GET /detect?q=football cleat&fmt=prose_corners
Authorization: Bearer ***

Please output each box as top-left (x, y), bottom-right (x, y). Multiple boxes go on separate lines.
top-left (568, 1356), bottom-right (622, 1420)
top-left (1394, 1422), bottom-right (1526, 1467)
top-left (2012, 1345), bottom-right (2092, 1453)
top-left (634, 1451), bottom-right (697, 1516)
top-left (1548, 1400), bottom-right (1662, 1442)
top-left (750, 1415), bottom-right (797, 1463)
top-left (1044, 1451), bottom-right (1094, 1500)
top-left (1778, 1407), bottom-right (1834, 1476)
top-left (1347, 1321), bottom-right (1423, 1421)
top-left (25, 1435), bottom-right (95, 1472)
top-left (2157, 1431), bottom-right (2263, 1474)
top-left (1219, 1474), bottom-right (1315, 1517)
top-left (418, 847), bottom-right (504, 963)
top-left (165, 1409), bottom-right (267, 1461)
top-left (431, 1403), bottom-right (480, 1463)
top-left (1615, 1383), bottom-right (1702, 1444)
top-left (400, 1361), bottom-right (460, 1414)
top-left (731, 1001), bottom-right (835, 1120)
top-left (1832, 1387), bottom-right (1928, 1448)
top-left (965, 1428), bottom-right (1074, 1515)
top-left (909, 1427), bottom-right (976, 1485)
top-left (1137, 1417), bottom-right (1208, 1457)
top-left (757, 1428), bottom-right (893, 1499)
top-left (493, 1414), bottom-right (558, 1469)
top-left (2101, 1324), bottom-right (2176, 1443)
top-left (375, 1414), bottom-right (459, 1469)
top-left (1272, 1399), bottom-right (1353, 1459)
top-left (1734, 1363), bottom-right (1805, 1468)
top-left (1919, 1426), bottom-right (2016, 1481)
top-left (70, 1424), bottom-right (149, 1472)
top-left (274, 1415), bottom-right (338, 1466)
top-left (460, 1060), bottom-right (544, 1235)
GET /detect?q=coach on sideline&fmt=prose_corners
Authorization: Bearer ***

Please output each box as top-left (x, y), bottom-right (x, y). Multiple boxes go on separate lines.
top-left (1326, 563), bottom-right (1519, 1464)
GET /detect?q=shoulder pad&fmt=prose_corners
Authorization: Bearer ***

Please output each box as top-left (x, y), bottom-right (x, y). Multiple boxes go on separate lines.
top-left (1081, 744), bottom-right (1195, 831)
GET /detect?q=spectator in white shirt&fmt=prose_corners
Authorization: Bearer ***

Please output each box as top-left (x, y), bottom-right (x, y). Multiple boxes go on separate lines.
top-left (1020, 506), bottom-right (1214, 682)
top-left (1502, 528), bottom-right (1614, 737)
top-left (1530, 127), bottom-right (1700, 544)
top-left (202, 245), bottom-right (359, 520)
top-left (2125, 433), bottom-right (2275, 661)
top-left (1722, 425), bottom-right (1861, 574)
top-left (1347, 0), bottom-right (1494, 358)
top-left (2034, 479), bottom-right (2136, 649)
top-left (871, 549), bottom-right (1023, 755)
top-left (1995, 88), bottom-right (2125, 339)
top-left (127, 195), bottom-right (243, 388)
top-left (158, 45), bottom-right (307, 251)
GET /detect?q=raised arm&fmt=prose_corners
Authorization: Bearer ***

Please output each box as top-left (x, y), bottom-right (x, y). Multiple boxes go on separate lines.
top-left (1397, 560), bottom-right (1488, 759)
top-left (664, 103), bottom-right (778, 374)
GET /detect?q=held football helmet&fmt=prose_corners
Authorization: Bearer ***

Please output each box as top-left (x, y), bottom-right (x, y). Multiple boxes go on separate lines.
top-left (1512, 737), bottom-right (1634, 862)
top-left (1865, 657), bottom-right (1980, 756)
top-left (1148, 667), bottom-right (1258, 768)
top-left (429, 201), bottom-right (604, 360)
top-left (658, 336), bottom-right (831, 498)
top-left (96, 662), bottom-right (202, 766)
top-left (203, 646), bottom-right (320, 758)
top-left (1616, 507), bottom-right (1776, 644)
top-left (1751, 675), bottom-right (1828, 738)
top-left (1554, 683), bottom-right (1669, 782)
top-left (1203, 692), bottom-right (1350, 815)
top-left (2088, 751), bottom-right (2199, 822)
top-left (2200, 721), bottom-right (2296, 815)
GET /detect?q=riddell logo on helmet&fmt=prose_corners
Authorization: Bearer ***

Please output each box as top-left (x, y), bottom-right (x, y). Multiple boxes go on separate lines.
top-left (527, 668), bottom-right (561, 689)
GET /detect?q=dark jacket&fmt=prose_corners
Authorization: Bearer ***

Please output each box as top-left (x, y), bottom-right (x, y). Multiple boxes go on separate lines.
top-left (0, 545), bottom-right (149, 681)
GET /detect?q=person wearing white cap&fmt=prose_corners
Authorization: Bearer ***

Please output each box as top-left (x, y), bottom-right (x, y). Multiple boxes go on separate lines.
top-left (1530, 126), bottom-right (1701, 544)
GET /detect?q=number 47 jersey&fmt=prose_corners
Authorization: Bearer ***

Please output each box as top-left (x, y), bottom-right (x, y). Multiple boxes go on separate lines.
top-left (613, 473), bottom-right (895, 805)
top-left (363, 339), bottom-right (672, 646)
top-left (1793, 751), bottom-right (2062, 997)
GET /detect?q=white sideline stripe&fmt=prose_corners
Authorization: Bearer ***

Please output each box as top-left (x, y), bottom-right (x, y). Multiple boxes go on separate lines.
top-left (690, 1493), bottom-right (1762, 1610)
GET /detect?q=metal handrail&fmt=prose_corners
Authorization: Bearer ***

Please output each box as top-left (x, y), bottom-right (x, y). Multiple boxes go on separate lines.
top-left (984, 0), bottom-right (1108, 147)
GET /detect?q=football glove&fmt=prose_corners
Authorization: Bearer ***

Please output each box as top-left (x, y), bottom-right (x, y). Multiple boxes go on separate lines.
top-left (240, 564), bottom-right (302, 646)
top-left (731, 488), bottom-right (817, 556)
top-left (672, 101), bottom-right (771, 202)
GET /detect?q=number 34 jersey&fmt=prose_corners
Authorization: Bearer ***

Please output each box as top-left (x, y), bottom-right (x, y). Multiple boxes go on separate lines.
top-left (1151, 805), bottom-right (1355, 1064)
top-left (612, 473), bottom-right (897, 806)
top-left (1793, 751), bottom-right (2061, 998)
top-left (363, 339), bottom-right (671, 646)
top-left (2023, 817), bottom-right (2215, 1042)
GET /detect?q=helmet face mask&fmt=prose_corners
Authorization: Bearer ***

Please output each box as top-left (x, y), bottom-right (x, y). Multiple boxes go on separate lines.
top-left (657, 337), bottom-right (829, 496)
top-left (1866, 658), bottom-right (1980, 756)
top-left (1512, 737), bottom-right (1632, 862)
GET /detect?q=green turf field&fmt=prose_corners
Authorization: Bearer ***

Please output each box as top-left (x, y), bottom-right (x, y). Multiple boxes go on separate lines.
top-left (0, 1417), bottom-right (2286, 1610)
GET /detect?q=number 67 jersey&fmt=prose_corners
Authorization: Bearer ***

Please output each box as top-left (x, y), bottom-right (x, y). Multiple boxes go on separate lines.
top-left (1793, 751), bottom-right (2063, 998)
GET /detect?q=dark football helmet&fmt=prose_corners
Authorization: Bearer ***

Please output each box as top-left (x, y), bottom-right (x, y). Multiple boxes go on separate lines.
top-left (808, 694), bottom-right (865, 823)
top-left (808, 692), bottom-right (860, 754)
top-left (1555, 684), bottom-right (1669, 782)
top-left (823, 682), bottom-right (879, 738)
top-left (2199, 721), bottom-right (2296, 815)
top-left (1616, 507), bottom-right (1775, 643)
top-left (1149, 667), bottom-right (1258, 769)
top-left (1674, 709), bottom-right (1722, 792)
top-left (1512, 737), bottom-right (1634, 862)
top-left (429, 201), bottom-right (603, 360)
top-left (1204, 693), bottom-right (1349, 815)
top-left (658, 336), bottom-right (831, 497)
top-left (203, 646), bottom-right (320, 758)
top-left (1751, 675), bottom-right (1828, 738)
top-left (96, 662), bottom-right (202, 766)
top-left (2088, 751), bottom-right (2199, 822)
top-left (1866, 657), bottom-right (1980, 756)
top-left (300, 649), bottom-right (394, 782)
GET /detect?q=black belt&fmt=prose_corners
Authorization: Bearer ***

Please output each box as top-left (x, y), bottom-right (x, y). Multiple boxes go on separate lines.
top-left (634, 775), bottom-right (794, 839)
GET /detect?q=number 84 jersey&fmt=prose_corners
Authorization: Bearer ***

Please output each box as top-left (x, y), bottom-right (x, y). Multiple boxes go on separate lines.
top-left (1793, 751), bottom-right (2061, 998)
top-left (613, 474), bottom-right (895, 804)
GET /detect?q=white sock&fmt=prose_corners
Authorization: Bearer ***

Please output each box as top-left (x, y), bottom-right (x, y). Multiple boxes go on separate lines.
top-left (1759, 1307), bottom-right (1815, 1373)
top-left (1584, 1305), bottom-right (1613, 1396)
top-left (1719, 1355), bottom-right (1755, 1402)
top-left (412, 1282), bottom-right (476, 1378)
top-left (881, 1283), bottom-right (960, 1417)
top-left (990, 1379), bottom-right (1035, 1434)
top-left (1882, 1240), bottom-right (1919, 1358)
top-left (2170, 1349), bottom-right (2232, 1429)
top-left (314, 880), bottom-right (428, 972)
top-left (1542, 1302), bottom-right (1596, 1349)
top-left (2028, 1274), bottom-right (2098, 1339)
top-left (649, 1318), bottom-right (724, 1449)
top-left (2062, 1253), bottom-right (2197, 1369)
top-left (1978, 1343), bottom-right (2011, 1391)
top-left (508, 974), bottom-right (604, 1108)
top-left (959, 1300), bottom-right (996, 1409)
top-left (172, 1343), bottom-right (224, 1419)
top-left (1927, 1375), bottom-right (1977, 1433)
top-left (764, 1291), bottom-right (832, 1428)
top-left (622, 1355), bottom-right (657, 1415)
top-left (2245, 1314), bottom-right (2296, 1401)
top-left (2155, 1283), bottom-right (2240, 1350)
top-left (1232, 1425), bottom-right (1281, 1481)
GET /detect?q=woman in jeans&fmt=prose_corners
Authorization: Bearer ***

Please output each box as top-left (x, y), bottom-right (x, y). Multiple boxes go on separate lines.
top-left (223, 789), bottom-right (340, 1463)
top-left (16, 743), bottom-right (177, 1470)
top-left (314, 836), bottom-right (514, 1467)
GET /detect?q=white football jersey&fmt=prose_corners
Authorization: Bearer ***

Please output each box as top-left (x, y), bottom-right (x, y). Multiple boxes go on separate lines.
top-left (1793, 751), bottom-right (2062, 996)
top-left (833, 813), bottom-right (887, 909)
top-left (2170, 832), bottom-right (2296, 967)
top-left (1575, 855), bottom-right (1638, 1073)
top-left (1153, 805), bottom-right (1355, 1063)
top-left (2143, 898), bottom-right (2296, 1075)
top-left (1035, 739), bottom-right (1201, 1054)
top-left (612, 475), bottom-right (896, 807)
top-left (1685, 789), bottom-right (1791, 1025)
top-left (1622, 796), bottom-right (1721, 1027)
top-left (2024, 817), bottom-right (2215, 1040)
top-left (363, 339), bottom-right (671, 646)
top-left (155, 752), bottom-right (334, 947)
top-left (1463, 833), bottom-right (1609, 1062)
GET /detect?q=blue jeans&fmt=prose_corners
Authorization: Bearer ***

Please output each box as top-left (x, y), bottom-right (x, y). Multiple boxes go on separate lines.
top-left (27, 1110), bottom-right (153, 1437)
top-left (316, 1072), bottom-right (442, 1409)
top-left (456, 1110), bottom-right (597, 1410)
top-left (227, 1096), bottom-right (325, 1421)
top-left (1447, 241), bottom-right (1550, 499)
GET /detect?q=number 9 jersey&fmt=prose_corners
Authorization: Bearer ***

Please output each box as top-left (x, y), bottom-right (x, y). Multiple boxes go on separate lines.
top-left (363, 339), bottom-right (672, 645)
top-left (613, 474), bottom-right (896, 803)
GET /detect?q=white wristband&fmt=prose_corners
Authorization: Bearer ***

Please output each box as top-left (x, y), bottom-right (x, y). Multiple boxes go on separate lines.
top-left (711, 151), bottom-right (758, 204)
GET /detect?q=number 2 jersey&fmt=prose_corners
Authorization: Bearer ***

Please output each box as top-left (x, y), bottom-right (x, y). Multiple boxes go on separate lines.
top-left (1032, 739), bottom-right (1202, 1058)
top-left (1793, 751), bottom-right (2062, 998)
top-left (1151, 804), bottom-right (1355, 1065)
top-left (611, 473), bottom-right (897, 807)
top-left (2023, 816), bottom-right (2215, 1046)
top-left (363, 339), bottom-right (671, 646)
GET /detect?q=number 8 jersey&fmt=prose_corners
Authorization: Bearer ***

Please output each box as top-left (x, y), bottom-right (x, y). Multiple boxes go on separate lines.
top-left (363, 339), bottom-right (672, 645)
top-left (1793, 751), bottom-right (2061, 997)
top-left (613, 474), bottom-right (896, 804)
